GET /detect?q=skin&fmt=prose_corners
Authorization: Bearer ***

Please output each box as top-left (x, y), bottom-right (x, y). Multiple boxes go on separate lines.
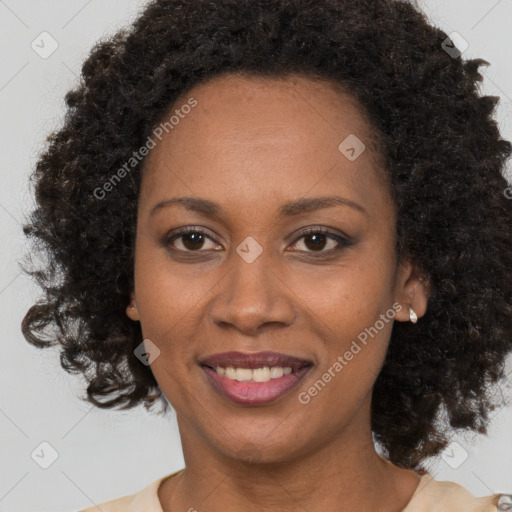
top-left (126, 72), bottom-right (429, 512)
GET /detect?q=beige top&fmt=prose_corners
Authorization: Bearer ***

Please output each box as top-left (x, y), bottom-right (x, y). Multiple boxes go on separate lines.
top-left (77, 469), bottom-right (504, 512)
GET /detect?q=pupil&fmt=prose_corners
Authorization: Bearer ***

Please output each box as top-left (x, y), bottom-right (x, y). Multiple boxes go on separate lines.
top-left (305, 233), bottom-right (326, 251)
top-left (184, 232), bottom-right (204, 250)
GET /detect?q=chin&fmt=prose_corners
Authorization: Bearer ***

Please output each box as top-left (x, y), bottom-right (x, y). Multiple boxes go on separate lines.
top-left (212, 432), bottom-right (309, 467)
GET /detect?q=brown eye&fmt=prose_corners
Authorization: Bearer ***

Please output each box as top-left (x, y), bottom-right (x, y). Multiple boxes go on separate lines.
top-left (289, 227), bottom-right (351, 255)
top-left (165, 228), bottom-right (220, 252)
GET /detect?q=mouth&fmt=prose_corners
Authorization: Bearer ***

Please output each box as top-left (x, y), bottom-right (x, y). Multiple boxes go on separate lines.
top-left (199, 351), bottom-right (313, 406)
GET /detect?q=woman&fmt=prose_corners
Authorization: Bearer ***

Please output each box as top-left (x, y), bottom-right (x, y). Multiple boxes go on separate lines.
top-left (21, 0), bottom-right (512, 510)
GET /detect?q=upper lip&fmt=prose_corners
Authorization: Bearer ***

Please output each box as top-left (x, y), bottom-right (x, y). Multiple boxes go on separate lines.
top-left (200, 351), bottom-right (312, 371)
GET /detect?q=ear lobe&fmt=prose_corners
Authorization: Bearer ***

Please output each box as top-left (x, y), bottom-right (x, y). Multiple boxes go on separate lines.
top-left (126, 292), bottom-right (140, 321)
top-left (394, 260), bottom-right (429, 323)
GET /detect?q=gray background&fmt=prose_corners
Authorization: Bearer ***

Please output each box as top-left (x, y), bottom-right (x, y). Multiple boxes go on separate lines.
top-left (0, 1), bottom-right (511, 510)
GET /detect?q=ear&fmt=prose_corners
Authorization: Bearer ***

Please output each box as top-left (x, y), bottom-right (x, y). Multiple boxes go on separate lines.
top-left (393, 259), bottom-right (429, 323)
top-left (126, 291), bottom-right (140, 321)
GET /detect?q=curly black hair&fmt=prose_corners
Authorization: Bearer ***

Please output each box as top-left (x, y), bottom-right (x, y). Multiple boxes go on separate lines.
top-left (21, 0), bottom-right (512, 470)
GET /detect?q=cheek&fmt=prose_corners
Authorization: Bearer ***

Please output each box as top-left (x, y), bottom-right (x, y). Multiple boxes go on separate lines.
top-left (299, 306), bottom-right (395, 430)
top-left (132, 241), bottom-right (200, 346)
top-left (298, 246), bottom-right (397, 336)
top-left (298, 247), bottom-right (397, 396)
top-left (133, 250), bottom-right (202, 404)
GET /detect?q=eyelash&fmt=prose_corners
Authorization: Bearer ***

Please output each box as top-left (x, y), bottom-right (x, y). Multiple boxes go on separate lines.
top-left (163, 226), bottom-right (352, 257)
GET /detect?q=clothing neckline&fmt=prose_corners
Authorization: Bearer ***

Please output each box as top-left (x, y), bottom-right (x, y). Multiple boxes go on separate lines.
top-left (153, 467), bottom-right (430, 512)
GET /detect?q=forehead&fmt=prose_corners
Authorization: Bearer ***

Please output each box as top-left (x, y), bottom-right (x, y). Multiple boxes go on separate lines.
top-left (154, 72), bottom-right (376, 154)
top-left (140, 72), bottom-right (390, 218)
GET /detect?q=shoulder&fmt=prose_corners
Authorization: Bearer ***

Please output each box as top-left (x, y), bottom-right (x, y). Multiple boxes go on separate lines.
top-left (403, 473), bottom-right (510, 512)
top-left (75, 470), bottom-right (182, 512)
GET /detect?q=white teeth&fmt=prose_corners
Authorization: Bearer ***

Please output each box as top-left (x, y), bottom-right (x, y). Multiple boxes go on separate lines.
top-left (270, 367), bottom-right (284, 379)
top-left (225, 367), bottom-right (237, 379)
top-left (216, 366), bottom-right (294, 382)
top-left (235, 368), bottom-right (253, 381)
top-left (253, 366), bottom-right (270, 382)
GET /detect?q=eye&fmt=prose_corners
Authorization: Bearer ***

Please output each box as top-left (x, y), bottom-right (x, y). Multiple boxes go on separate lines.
top-left (288, 227), bottom-right (351, 255)
top-left (164, 227), bottom-right (221, 252)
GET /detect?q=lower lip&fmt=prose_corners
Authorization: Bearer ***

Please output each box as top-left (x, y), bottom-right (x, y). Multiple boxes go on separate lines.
top-left (201, 366), bottom-right (311, 406)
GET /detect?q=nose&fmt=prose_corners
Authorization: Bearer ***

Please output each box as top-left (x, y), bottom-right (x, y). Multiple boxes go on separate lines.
top-left (208, 249), bottom-right (296, 336)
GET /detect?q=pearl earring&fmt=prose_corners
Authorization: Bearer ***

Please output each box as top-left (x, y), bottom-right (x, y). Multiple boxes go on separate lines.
top-left (409, 306), bottom-right (418, 324)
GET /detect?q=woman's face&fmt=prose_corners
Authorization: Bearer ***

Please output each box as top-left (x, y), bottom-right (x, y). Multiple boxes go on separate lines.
top-left (127, 73), bottom-right (427, 464)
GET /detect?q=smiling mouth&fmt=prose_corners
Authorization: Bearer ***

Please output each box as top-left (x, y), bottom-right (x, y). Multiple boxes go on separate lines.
top-left (199, 351), bottom-right (312, 405)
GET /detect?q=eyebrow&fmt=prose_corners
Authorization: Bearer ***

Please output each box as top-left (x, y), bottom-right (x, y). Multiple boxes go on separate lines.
top-left (150, 195), bottom-right (367, 219)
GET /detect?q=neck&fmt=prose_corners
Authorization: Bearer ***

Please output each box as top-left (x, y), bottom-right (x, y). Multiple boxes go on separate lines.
top-left (158, 413), bottom-right (422, 512)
